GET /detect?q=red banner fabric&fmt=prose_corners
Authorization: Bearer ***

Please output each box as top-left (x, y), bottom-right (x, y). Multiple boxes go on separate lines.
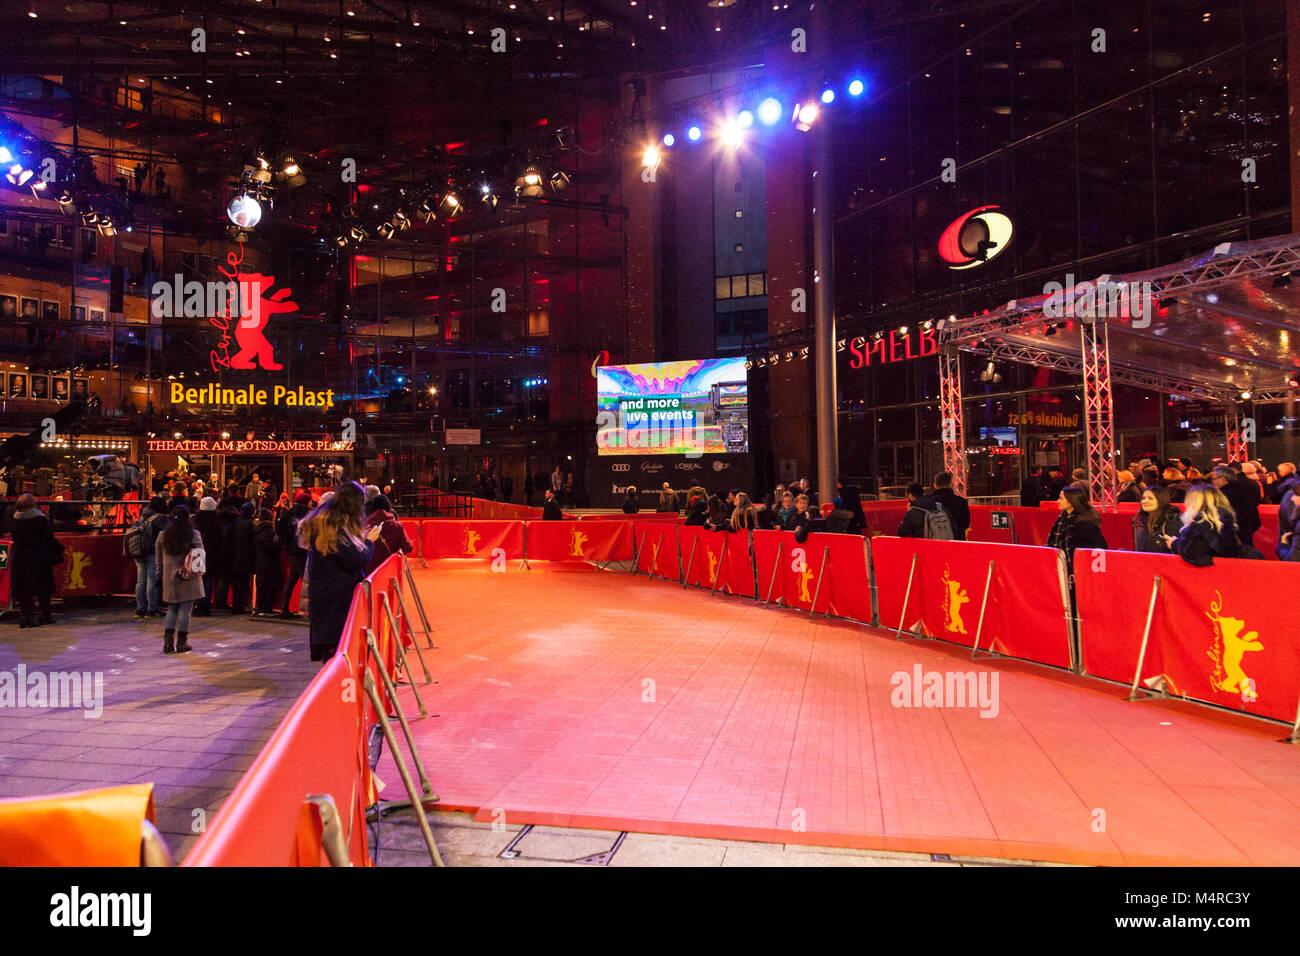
top-left (871, 537), bottom-right (1072, 668)
top-left (420, 520), bottom-right (525, 560)
top-left (1074, 550), bottom-right (1300, 722)
top-left (633, 521), bottom-right (681, 580)
top-left (751, 530), bottom-right (871, 621)
top-left (676, 526), bottom-right (756, 597)
top-left (524, 520), bottom-right (634, 562)
top-left (0, 533), bottom-right (138, 603)
top-left (861, 501), bottom-right (910, 538)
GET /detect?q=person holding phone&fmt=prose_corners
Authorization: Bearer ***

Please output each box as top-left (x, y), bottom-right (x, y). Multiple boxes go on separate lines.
top-left (296, 481), bottom-right (382, 662)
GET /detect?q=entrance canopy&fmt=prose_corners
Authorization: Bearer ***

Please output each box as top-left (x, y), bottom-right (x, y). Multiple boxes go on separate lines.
top-left (941, 233), bottom-right (1300, 403)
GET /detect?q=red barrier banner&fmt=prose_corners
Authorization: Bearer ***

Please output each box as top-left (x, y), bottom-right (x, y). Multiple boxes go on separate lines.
top-left (400, 520), bottom-right (423, 558)
top-left (525, 520), bottom-right (634, 562)
top-left (0, 533), bottom-right (138, 603)
top-left (751, 530), bottom-right (871, 620)
top-left (861, 502), bottom-right (910, 538)
top-left (967, 507), bottom-right (1016, 545)
top-left (633, 521), bottom-right (680, 579)
top-left (1074, 550), bottom-right (1300, 722)
top-left (420, 520), bottom-right (525, 560)
top-left (676, 526), bottom-right (756, 597)
top-left (871, 537), bottom-right (1072, 668)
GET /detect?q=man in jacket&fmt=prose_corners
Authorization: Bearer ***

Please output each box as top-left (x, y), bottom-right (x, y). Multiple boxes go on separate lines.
top-left (1273, 462), bottom-right (1298, 505)
top-left (897, 482), bottom-right (944, 538)
top-left (542, 488), bottom-right (563, 520)
top-left (132, 495), bottom-right (170, 618)
top-left (1212, 465), bottom-right (1260, 548)
top-left (244, 472), bottom-right (265, 502)
top-left (277, 491), bottom-right (312, 618)
top-left (229, 501), bottom-right (256, 614)
top-left (10, 494), bottom-right (62, 627)
top-left (930, 472), bottom-right (970, 541)
top-left (193, 497), bottom-right (223, 617)
top-left (251, 509), bottom-right (282, 616)
top-left (363, 495), bottom-right (413, 575)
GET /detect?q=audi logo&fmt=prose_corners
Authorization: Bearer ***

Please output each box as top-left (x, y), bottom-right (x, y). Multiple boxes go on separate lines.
top-left (611, 463), bottom-right (630, 472)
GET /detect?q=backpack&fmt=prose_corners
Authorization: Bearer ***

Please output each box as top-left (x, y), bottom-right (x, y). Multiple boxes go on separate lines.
top-left (123, 513), bottom-right (159, 559)
top-left (824, 509), bottom-right (854, 534)
top-left (921, 506), bottom-right (954, 540)
top-left (177, 546), bottom-right (206, 580)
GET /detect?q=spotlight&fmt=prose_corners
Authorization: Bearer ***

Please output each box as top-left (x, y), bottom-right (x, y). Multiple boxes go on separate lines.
top-left (744, 359), bottom-right (753, 370)
top-left (784, 351), bottom-right (795, 362)
top-left (226, 193), bottom-right (263, 228)
top-left (1239, 389), bottom-right (1252, 400)
top-left (642, 145), bottom-right (661, 171)
top-left (0, 147), bottom-right (11, 164)
top-left (820, 88), bottom-right (835, 104)
top-left (768, 352), bottom-right (780, 364)
top-left (687, 125), bottom-right (702, 142)
top-left (97, 217), bottom-right (116, 237)
top-left (848, 78), bottom-right (865, 96)
top-left (720, 120), bottom-right (744, 150)
top-left (349, 224), bottom-right (368, 242)
top-left (6, 163), bottom-right (33, 186)
top-left (853, 337), bottom-right (866, 348)
top-left (56, 190), bottom-right (75, 212)
top-left (549, 169), bottom-right (571, 192)
top-left (334, 234), bottom-right (350, 248)
top-left (516, 165), bottom-right (544, 198)
top-left (417, 197), bottom-right (436, 220)
top-left (755, 356), bottom-right (767, 367)
top-left (392, 209), bottom-right (411, 230)
top-left (757, 97), bottom-right (783, 125)
top-left (794, 103), bottom-right (819, 131)
top-left (1288, 375), bottom-right (1300, 389)
top-left (481, 188), bottom-right (498, 210)
top-left (376, 221), bottom-right (395, 240)
top-left (836, 338), bottom-right (847, 351)
top-left (662, 132), bottom-right (675, 147)
top-left (737, 109), bottom-right (754, 128)
top-left (437, 191), bottom-right (462, 218)
top-left (1273, 272), bottom-right (1292, 288)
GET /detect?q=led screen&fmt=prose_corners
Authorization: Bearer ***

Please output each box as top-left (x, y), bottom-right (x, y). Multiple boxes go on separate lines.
top-left (596, 358), bottom-right (749, 455)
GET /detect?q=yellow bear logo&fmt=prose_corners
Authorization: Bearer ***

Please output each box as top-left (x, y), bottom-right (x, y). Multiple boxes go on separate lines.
top-left (463, 529), bottom-right (482, 556)
top-left (569, 530), bottom-right (588, 558)
top-left (940, 563), bottom-right (970, 635)
top-left (1206, 591), bottom-right (1262, 696)
top-left (797, 565), bottom-right (816, 604)
top-left (66, 551), bottom-right (92, 591)
top-left (706, 551), bottom-right (719, 585)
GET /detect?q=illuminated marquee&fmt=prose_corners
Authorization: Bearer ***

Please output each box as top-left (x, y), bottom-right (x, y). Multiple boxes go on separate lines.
top-left (848, 328), bottom-right (938, 369)
top-left (938, 205), bottom-right (1013, 270)
top-left (169, 382), bottom-right (335, 408)
top-left (147, 439), bottom-right (355, 455)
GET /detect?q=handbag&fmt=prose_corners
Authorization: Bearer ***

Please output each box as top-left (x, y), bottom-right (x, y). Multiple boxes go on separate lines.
top-left (177, 546), bottom-right (206, 580)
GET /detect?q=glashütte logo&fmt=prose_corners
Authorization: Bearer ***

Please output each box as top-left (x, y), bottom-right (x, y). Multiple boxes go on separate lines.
top-left (639, 461), bottom-right (663, 473)
top-left (50, 886), bottom-right (151, 936)
top-left (937, 205), bottom-right (1013, 270)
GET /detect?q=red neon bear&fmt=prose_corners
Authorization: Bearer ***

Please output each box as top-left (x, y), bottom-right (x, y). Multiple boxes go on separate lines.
top-left (229, 273), bottom-right (296, 371)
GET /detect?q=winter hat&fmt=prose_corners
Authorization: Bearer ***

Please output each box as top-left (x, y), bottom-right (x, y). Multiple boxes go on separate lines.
top-left (149, 495), bottom-right (168, 513)
top-left (240, 501), bottom-right (255, 517)
top-left (200, 496), bottom-right (217, 511)
top-left (294, 490), bottom-right (313, 505)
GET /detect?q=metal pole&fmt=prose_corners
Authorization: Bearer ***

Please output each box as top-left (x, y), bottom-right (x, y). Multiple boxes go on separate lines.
top-left (710, 534), bottom-right (729, 596)
top-left (681, 536), bottom-right (698, 589)
top-left (401, 554), bottom-right (432, 637)
top-left (811, 0), bottom-right (839, 504)
top-left (1127, 576), bottom-right (1163, 701)
top-left (385, 586), bottom-right (432, 684)
top-left (393, 581), bottom-right (433, 650)
top-left (808, 545), bottom-right (831, 619)
top-left (362, 671), bottom-right (443, 867)
top-left (647, 538), bottom-right (662, 583)
top-left (380, 598), bottom-right (428, 718)
top-left (764, 541), bottom-right (783, 605)
top-left (364, 630), bottom-right (435, 796)
top-left (970, 560), bottom-right (996, 659)
top-left (894, 552), bottom-right (919, 640)
top-left (632, 530), bottom-right (648, 574)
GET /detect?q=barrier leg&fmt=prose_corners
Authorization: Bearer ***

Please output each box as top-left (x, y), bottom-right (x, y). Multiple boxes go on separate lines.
top-left (1126, 576), bottom-right (1164, 702)
top-left (808, 546), bottom-right (830, 619)
top-left (519, 521), bottom-right (531, 571)
top-left (710, 535), bottom-right (730, 597)
top-left (647, 539), bottom-right (663, 583)
top-left (970, 560), bottom-right (996, 659)
top-left (302, 794), bottom-right (351, 867)
top-left (894, 553), bottom-right (919, 641)
top-left (764, 542), bottom-right (783, 605)
top-left (386, 584), bottom-right (433, 685)
top-left (362, 670), bottom-right (444, 867)
top-left (365, 629), bottom-right (437, 797)
top-left (1288, 694), bottom-right (1300, 745)
top-left (401, 555), bottom-right (433, 637)
top-left (1009, 512), bottom-right (1019, 545)
top-left (631, 531), bottom-right (648, 575)
top-left (380, 603), bottom-right (429, 717)
top-left (681, 537), bottom-right (698, 589)
top-left (394, 583), bottom-right (434, 650)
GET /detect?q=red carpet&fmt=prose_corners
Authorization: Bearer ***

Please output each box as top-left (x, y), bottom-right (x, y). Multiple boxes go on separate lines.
top-left (375, 565), bottom-right (1300, 865)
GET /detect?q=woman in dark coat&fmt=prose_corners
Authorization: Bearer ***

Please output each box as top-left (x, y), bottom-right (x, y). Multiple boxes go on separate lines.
top-left (1046, 487), bottom-right (1108, 562)
top-left (621, 486), bottom-right (640, 515)
top-left (9, 494), bottom-right (62, 627)
top-left (683, 499), bottom-right (709, 526)
top-left (298, 481), bottom-right (380, 662)
top-left (155, 505), bottom-right (205, 654)
top-left (1167, 486), bottom-right (1241, 566)
top-left (1133, 486), bottom-right (1181, 553)
top-left (230, 500), bottom-right (256, 614)
top-left (837, 485), bottom-right (866, 535)
top-left (251, 509), bottom-right (282, 615)
top-left (193, 497), bottom-right (223, 616)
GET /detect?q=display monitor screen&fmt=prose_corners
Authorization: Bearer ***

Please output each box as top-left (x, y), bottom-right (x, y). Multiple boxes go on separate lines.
top-left (597, 358), bottom-right (749, 455)
top-left (980, 426), bottom-right (1018, 446)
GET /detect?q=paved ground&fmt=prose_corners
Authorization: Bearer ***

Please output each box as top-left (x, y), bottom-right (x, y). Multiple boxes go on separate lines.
top-left (373, 809), bottom-right (1071, 867)
top-left (0, 601), bottom-right (320, 861)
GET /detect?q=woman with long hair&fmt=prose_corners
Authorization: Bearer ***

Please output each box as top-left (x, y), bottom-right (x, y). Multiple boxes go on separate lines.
top-left (1046, 486), bottom-right (1108, 560)
top-left (1134, 485), bottom-right (1181, 552)
top-left (154, 504), bottom-right (205, 654)
top-left (1166, 485), bottom-right (1241, 566)
top-left (656, 483), bottom-right (678, 514)
top-left (729, 492), bottom-right (758, 531)
top-left (297, 481), bottom-right (382, 661)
